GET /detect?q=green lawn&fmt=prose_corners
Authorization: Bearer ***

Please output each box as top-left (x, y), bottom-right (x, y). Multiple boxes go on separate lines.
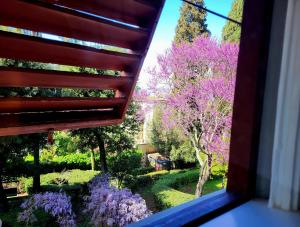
top-left (139, 169), bottom-right (225, 211)
top-left (178, 178), bottom-right (224, 195)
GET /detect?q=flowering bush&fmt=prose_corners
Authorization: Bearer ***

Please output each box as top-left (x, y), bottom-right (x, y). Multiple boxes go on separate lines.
top-left (84, 174), bottom-right (152, 226)
top-left (18, 191), bottom-right (76, 227)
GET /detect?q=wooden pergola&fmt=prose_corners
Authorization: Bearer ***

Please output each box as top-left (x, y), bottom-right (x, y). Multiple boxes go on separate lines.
top-left (0, 0), bottom-right (165, 136)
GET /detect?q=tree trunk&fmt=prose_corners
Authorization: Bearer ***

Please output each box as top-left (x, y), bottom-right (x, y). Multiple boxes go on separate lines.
top-left (90, 150), bottom-right (95, 171)
top-left (33, 146), bottom-right (40, 192)
top-left (195, 159), bottom-right (210, 197)
top-left (0, 158), bottom-right (8, 212)
top-left (97, 136), bottom-right (108, 172)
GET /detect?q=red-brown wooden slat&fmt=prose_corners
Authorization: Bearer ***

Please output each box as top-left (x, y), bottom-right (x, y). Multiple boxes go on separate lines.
top-left (0, 31), bottom-right (140, 72)
top-left (0, 97), bottom-right (126, 113)
top-left (118, 0), bottom-right (166, 119)
top-left (0, 110), bottom-right (122, 136)
top-left (1, 0), bottom-right (149, 51)
top-left (40, 0), bottom-right (159, 27)
top-left (0, 0), bottom-right (166, 137)
top-left (0, 67), bottom-right (132, 91)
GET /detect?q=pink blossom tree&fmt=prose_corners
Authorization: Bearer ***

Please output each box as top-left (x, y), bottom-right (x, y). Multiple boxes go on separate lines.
top-left (140, 36), bottom-right (239, 196)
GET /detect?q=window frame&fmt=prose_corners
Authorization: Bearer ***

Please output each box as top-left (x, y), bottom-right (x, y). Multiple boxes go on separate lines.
top-left (130, 0), bottom-right (276, 225)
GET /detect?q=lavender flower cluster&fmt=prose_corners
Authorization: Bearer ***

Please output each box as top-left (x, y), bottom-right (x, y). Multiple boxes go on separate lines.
top-left (84, 174), bottom-right (152, 227)
top-left (18, 191), bottom-right (76, 227)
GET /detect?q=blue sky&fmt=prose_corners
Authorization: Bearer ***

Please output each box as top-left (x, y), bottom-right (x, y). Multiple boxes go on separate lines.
top-left (139, 0), bottom-right (234, 87)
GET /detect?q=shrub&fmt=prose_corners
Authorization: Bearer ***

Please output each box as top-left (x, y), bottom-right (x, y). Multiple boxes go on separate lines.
top-left (123, 170), bottom-right (171, 192)
top-left (84, 174), bottom-right (151, 227)
top-left (6, 153), bottom-right (97, 177)
top-left (108, 150), bottom-right (143, 188)
top-left (131, 167), bottom-right (155, 176)
top-left (151, 169), bottom-right (199, 209)
top-left (18, 191), bottom-right (76, 227)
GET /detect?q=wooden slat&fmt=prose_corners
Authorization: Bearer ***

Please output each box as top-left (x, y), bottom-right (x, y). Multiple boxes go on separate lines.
top-left (1, 0), bottom-right (149, 51)
top-left (118, 0), bottom-right (166, 119)
top-left (0, 110), bottom-right (122, 136)
top-left (0, 97), bottom-right (126, 113)
top-left (0, 31), bottom-right (140, 72)
top-left (0, 67), bottom-right (132, 91)
top-left (40, 0), bottom-right (160, 27)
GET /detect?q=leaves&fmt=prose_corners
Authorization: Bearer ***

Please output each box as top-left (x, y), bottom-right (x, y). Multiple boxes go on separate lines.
top-left (175, 0), bottom-right (210, 44)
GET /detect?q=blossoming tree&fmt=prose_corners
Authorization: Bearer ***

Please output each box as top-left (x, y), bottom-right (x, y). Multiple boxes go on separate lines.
top-left (139, 36), bottom-right (239, 196)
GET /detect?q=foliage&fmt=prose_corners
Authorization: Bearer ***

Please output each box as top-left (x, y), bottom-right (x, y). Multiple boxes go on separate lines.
top-left (0, 205), bottom-right (54, 227)
top-left (123, 170), bottom-right (170, 192)
top-left (174, 0), bottom-right (210, 44)
top-left (84, 174), bottom-right (151, 227)
top-left (108, 150), bottom-right (143, 188)
top-left (7, 153), bottom-right (97, 177)
top-left (150, 169), bottom-right (223, 209)
top-left (18, 191), bottom-right (76, 227)
top-left (72, 102), bottom-right (141, 172)
top-left (131, 167), bottom-right (155, 176)
top-left (170, 141), bottom-right (196, 163)
top-left (19, 170), bottom-right (100, 194)
top-left (222, 0), bottom-right (244, 42)
top-left (141, 36), bottom-right (239, 196)
top-left (51, 131), bottom-right (80, 156)
top-left (150, 104), bottom-right (182, 157)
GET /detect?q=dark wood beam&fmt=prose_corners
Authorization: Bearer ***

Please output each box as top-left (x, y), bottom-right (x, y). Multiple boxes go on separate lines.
top-left (1, 0), bottom-right (149, 51)
top-left (0, 31), bottom-right (140, 72)
top-left (0, 97), bottom-right (126, 113)
top-left (0, 110), bottom-right (122, 136)
top-left (40, 0), bottom-right (160, 27)
top-left (0, 67), bottom-right (132, 91)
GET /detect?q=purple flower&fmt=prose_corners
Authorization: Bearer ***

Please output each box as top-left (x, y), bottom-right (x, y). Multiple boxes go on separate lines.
top-left (84, 174), bottom-right (152, 227)
top-left (18, 191), bottom-right (76, 227)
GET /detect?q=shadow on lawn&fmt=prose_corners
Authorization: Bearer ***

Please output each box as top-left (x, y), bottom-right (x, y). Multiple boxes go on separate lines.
top-left (176, 177), bottom-right (224, 195)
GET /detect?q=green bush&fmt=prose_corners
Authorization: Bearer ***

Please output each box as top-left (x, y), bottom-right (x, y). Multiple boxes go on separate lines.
top-left (6, 153), bottom-right (97, 177)
top-left (123, 170), bottom-right (173, 192)
top-left (108, 150), bottom-right (143, 187)
top-left (151, 169), bottom-right (199, 209)
top-left (19, 169), bottom-right (100, 194)
top-left (131, 167), bottom-right (155, 176)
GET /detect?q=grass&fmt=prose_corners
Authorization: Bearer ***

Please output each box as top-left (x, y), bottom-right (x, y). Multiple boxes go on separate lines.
top-left (149, 169), bottom-right (225, 210)
top-left (177, 177), bottom-right (224, 195)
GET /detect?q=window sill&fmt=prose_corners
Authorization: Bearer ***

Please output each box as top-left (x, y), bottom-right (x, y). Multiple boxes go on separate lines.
top-left (129, 190), bottom-right (249, 227)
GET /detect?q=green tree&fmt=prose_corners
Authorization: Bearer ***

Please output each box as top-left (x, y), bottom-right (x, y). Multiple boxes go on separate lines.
top-left (0, 133), bottom-right (47, 211)
top-left (0, 136), bottom-right (27, 211)
top-left (150, 104), bottom-right (181, 157)
top-left (109, 150), bottom-right (142, 188)
top-left (72, 102), bottom-right (141, 172)
top-left (174, 0), bottom-right (210, 44)
top-left (170, 141), bottom-right (196, 164)
top-left (222, 0), bottom-right (244, 43)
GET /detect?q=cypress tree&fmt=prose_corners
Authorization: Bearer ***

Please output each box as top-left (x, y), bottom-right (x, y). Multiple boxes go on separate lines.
top-left (222, 0), bottom-right (244, 43)
top-left (174, 0), bottom-right (210, 44)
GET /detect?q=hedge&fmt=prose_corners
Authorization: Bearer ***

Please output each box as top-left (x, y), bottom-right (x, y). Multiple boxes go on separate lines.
top-left (123, 170), bottom-right (172, 192)
top-left (5, 153), bottom-right (96, 177)
top-left (19, 169), bottom-right (100, 195)
top-left (151, 169), bottom-right (199, 209)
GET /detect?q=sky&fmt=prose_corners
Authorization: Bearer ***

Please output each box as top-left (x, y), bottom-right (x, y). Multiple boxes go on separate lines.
top-left (138, 0), bottom-right (234, 87)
